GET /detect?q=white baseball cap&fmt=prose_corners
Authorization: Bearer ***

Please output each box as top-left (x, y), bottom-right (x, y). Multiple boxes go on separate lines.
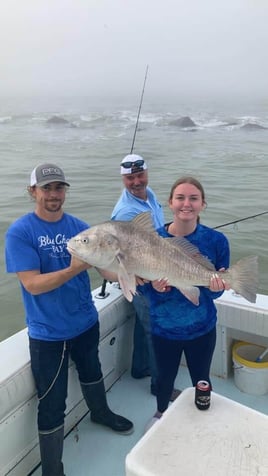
top-left (120, 154), bottom-right (148, 175)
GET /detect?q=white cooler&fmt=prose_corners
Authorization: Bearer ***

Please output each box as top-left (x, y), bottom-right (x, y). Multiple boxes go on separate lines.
top-left (125, 387), bottom-right (268, 476)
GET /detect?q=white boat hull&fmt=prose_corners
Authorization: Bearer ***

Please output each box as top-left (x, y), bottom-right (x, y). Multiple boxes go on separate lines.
top-left (0, 285), bottom-right (267, 476)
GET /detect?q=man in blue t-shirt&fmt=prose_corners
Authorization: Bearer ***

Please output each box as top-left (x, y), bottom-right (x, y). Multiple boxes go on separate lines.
top-left (5, 163), bottom-right (133, 476)
top-left (111, 154), bottom-right (180, 401)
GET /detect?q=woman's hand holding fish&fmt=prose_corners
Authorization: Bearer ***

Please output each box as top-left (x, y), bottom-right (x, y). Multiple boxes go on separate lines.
top-left (209, 268), bottom-right (230, 292)
top-left (152, 278), bottom-right (171, 293)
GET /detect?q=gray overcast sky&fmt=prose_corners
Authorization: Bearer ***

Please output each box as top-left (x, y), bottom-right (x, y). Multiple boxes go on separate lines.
top-left (1, 0), bottom-right (267, 97)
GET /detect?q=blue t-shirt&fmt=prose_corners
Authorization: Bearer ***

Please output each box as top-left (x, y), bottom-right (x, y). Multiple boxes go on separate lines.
top-left (5, 212), bottom-right (98, 341)
top-left (142, 223), bottom-right (230, 341)
top-left (111, 187), bottom-right (164, 229)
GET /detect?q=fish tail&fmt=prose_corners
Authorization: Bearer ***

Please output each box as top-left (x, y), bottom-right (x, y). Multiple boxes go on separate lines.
top-left (227, 256), bottom-right (258, 303)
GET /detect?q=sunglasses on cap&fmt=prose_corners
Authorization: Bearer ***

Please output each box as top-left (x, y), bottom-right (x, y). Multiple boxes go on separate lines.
top-left (120, 159), bottom-right (145, 169)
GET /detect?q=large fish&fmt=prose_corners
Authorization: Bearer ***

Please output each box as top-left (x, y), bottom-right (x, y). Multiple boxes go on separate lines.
top-left (67, 212), bottom-right (258, 305)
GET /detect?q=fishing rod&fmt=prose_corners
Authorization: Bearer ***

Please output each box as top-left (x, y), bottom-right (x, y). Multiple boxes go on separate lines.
top-left (130, 64), bottom-right (149, 154)
top-left (96, 66), bottom-right (149, 299)
top-left (214, 210), bottom-right (268, 229)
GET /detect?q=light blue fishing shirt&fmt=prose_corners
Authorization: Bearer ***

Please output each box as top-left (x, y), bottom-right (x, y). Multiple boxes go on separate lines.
top-left (5, 212), bottom-right (98, 341)
top-left (143, 223), bottom-right (230, 341)
top-left (111, 187), bottom-right (164, 229)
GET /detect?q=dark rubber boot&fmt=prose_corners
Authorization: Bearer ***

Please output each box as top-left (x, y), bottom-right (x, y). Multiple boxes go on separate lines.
top-left (81, 378), bottom-right (134, 434)
top-left (39, 426), bottom-right (65, 476)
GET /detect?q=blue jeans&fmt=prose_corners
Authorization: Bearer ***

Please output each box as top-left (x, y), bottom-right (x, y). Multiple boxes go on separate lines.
top-left (152, 327), bottom-right (216, 413)
top-left (131, 294), bottom-right (158, 391)
top-left (29, 321), bottom-right (102, 432)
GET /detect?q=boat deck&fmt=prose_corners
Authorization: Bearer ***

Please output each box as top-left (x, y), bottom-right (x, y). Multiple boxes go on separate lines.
top-left (30, 363), bottom-right (268, 476)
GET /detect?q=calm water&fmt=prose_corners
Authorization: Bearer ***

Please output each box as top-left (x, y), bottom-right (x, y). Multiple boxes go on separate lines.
top-left (1, 94), bottom-right (267, 341)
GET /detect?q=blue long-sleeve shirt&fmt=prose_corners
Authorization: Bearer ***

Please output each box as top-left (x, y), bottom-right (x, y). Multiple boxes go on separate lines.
top-left (142, 223), bottom-right (230, 341)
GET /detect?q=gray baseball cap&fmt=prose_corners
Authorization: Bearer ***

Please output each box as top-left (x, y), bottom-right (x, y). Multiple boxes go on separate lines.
top-left (30, 163), bottom-right (70, 187)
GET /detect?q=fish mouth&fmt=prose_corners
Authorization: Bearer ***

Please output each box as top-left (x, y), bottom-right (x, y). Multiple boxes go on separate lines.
top-left (67, 244), bottom-right (77, 255)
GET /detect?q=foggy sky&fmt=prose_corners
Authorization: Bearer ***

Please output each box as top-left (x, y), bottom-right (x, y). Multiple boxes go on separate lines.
top-left (1, 0), bottom-right (268, 98)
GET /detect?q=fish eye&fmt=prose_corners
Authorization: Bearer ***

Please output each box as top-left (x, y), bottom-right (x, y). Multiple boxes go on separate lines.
top-left (81, 237), bottom-right (89, 244)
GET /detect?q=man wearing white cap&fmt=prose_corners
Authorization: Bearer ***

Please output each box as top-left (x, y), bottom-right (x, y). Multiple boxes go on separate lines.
top-left (111, 154), bottom-right (180, 400)
top-left (112, 154), bottom-right (163, 225)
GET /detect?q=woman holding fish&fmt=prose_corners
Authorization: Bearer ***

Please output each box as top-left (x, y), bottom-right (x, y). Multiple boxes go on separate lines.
top-left (143, 176), bottom-right (230, 429)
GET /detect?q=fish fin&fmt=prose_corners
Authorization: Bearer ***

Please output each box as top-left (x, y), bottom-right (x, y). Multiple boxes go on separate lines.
top-left (177, 286), bottom-right (200, 306)
top-left (116, 255), bottom-right (137, 302)
top-left (131, 212), bottom-right (156, 233)
top-left (227, 256), bottom-right (258, 303)
top-left (166, 237), bottom-right (216, 271)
